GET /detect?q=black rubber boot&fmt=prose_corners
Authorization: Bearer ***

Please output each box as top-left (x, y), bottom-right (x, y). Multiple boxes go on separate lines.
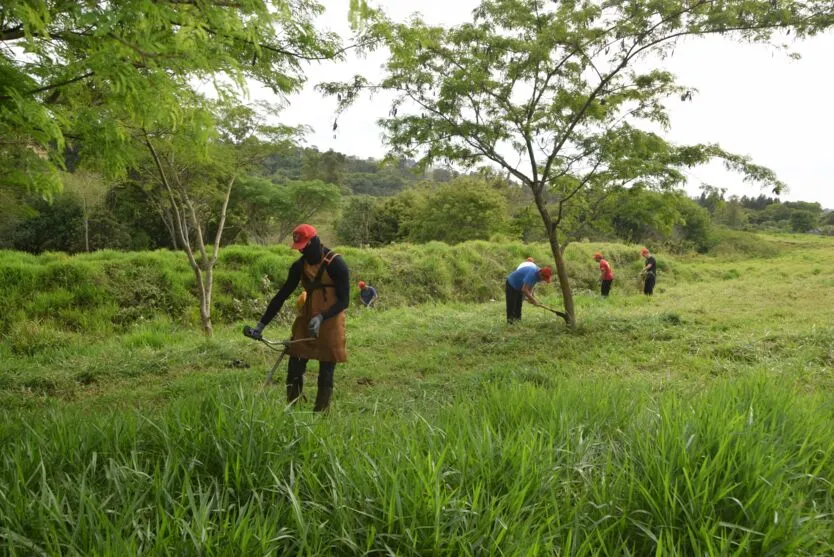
top-left (314, 362), bottom-right (335, 413)
top-left (313, 387), bottom-right (333, 413)
top-left (286, 357), bottom-right (307, 406)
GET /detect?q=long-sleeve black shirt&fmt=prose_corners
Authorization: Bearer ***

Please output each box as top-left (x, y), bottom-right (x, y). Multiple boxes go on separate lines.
top-left (258, 249), bottom-right (350, 327)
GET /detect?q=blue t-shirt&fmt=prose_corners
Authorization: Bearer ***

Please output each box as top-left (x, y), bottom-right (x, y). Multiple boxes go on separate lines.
top-left (507, 266), bottom-right (539, 291)
top-left (360, 286), bottom-right (377, 306)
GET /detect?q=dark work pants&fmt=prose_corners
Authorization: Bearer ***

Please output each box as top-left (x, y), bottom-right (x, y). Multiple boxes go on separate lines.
top-left (601, 279), bottom-right (613, 297)
top-left (287, 357), bottom-right (336, 391)
top-left (643, 273), bottom-right (656, 296)
top-left (505, 280), bottom-right (523, 323)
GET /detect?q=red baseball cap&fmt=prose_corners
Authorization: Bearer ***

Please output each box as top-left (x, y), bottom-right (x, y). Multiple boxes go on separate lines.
top-left (640, 247), bottom-right (650, 256)
top-left (539, 266), bottom-right (553, 283)
top-left (358, 281), bottom-right (366, 289)
top-left (291, 224), bottom-right (317, 250)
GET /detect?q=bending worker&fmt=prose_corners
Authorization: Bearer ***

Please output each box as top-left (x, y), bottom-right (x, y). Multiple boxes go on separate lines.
top-left (358, 281), bottom-right (378, 307)
top-left (248, 224), bottom-right (349, 412)
top-left (505, 263), bottom-right (553, 323)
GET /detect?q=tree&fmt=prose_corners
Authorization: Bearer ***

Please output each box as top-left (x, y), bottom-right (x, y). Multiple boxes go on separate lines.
top-left (408, 178), bottom-right (509, 244)
top-left (0, 185), bottom-right (37, 249)
top-left (105, 180), bottom-right (179, 250)
top-left (606, 187), bottom-right (682, 244)
top-left (301, 149), bottom-right (348, 186)
top-left (10, 194), bottom-right (84, 253)
top-left (61, 171), bottom-right (109, 252)
top-left (337, 195), bottom-right (378, 246)
top-left (140, 102), bottom-right (294, 336)
top-left (324, 0), bottom-right (834, 327)
top-left (673, 195), bottom-right (713, 253)
top-left (238, 177), bottom-right (342, 243)
top-left (714, 196), bottom-right (748, 229)
top-left (0, 0), bottom-right (353, 196)
top-left (740, 194), bottom-right (778, 211)
top-left (697, 185), bottom-right (727, 215)
top-left (790, 210), bottom-right (818, 233)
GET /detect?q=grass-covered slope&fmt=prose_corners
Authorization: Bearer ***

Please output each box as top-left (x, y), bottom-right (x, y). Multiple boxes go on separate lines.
top-left (1, 232), bottom-right (833, 555)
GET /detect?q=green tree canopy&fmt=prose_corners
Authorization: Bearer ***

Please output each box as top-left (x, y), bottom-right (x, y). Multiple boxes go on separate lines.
top-left (408, 178), bottom-right (509, 244)
top-left (324, 0), bottom-right (834, 326)
top-left (0, 0), bottom-right (347, 195)
top-left (238, 177), bottom-right (342, 243)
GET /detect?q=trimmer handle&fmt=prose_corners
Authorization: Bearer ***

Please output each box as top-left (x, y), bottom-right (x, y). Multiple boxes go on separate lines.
top-left (243, 325), bottom-right (260, 340)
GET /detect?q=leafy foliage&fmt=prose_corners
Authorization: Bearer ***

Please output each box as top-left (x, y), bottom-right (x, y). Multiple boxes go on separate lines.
top-left (323, 0), bottom-right (834, 326)
top-left (407, 178), bottom-right (509, 244)
top-left (0, 0), bottom-right (344, 195)
top-left (237, 177), bottom-right (342, 243)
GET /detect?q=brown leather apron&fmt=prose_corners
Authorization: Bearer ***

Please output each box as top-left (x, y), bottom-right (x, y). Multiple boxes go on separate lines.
top-left (288, 251), bottom-right (347, 363)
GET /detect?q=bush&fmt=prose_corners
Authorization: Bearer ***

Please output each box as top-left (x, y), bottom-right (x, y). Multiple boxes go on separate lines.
top-left (708, 229), bottom-right (783, 258)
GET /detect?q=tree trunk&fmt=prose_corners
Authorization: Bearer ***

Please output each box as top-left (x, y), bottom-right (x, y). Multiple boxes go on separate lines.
top-left (83, 197), bottom-right (90, 252)
top-left (531, 184), bottom-right (576, 328)
top-left (200, 265), bottom-right (213, 337)
top-left (190, 264), bottom-right (213, 337)
top-left (163, 207), bottom-right (179, 250)
top-left (547, 232), bottom-right (576, 328)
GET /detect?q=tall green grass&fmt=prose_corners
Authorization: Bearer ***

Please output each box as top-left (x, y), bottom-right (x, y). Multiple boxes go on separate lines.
top-left (1, 377), bottom-right (833, 555)
top-left (0, 241), bottom-right (655, 340)
top-left (1, 231), bottom-right (802, 343)
top-left (2, 232), bottom-right (833, 554)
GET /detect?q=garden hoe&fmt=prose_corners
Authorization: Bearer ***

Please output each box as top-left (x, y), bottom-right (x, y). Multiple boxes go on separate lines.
top-left (243, 326), bottom-right (314, 389)
top-left (537, 304), bottom-right (569, 324)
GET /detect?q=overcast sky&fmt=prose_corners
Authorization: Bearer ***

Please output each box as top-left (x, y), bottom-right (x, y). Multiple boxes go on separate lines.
top-left (252, 0), bottom-right (834, 208)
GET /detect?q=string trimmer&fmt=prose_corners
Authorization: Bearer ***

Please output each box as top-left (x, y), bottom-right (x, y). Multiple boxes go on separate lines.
top-left (243, 326), bottom-right (315, 388)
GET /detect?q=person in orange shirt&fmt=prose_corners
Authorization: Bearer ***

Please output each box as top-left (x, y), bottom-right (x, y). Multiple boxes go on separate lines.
top-left (593, 252), bottom-right (614, 297)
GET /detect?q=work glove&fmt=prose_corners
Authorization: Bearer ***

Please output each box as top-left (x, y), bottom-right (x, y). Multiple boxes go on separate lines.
top-left (245, 322), bottom-right (265, 340)
top-left (308, 314), bottom-right (323, 338)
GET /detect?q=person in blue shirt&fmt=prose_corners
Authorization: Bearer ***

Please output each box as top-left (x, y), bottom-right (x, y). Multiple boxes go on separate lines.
top-left (505, 265), bottom-right (553, 323)
top-left (358, 281), bottom-right (378, 307)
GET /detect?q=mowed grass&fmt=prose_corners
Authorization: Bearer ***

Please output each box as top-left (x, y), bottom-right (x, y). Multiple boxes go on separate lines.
top-left (1, 234), bottom-right (834, 554)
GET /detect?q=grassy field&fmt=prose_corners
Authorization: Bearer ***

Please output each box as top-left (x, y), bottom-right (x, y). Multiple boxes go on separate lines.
top-left (1, 233), bottom-right (834, 555)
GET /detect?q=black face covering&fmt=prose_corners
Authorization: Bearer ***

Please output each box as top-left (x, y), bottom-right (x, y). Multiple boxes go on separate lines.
top-left (301, 236), bottom-right (322, 264)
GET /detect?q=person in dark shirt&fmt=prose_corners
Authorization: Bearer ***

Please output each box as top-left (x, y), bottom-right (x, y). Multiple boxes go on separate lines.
top-left (248, 224), bottom-right (349, 412)
top-left (594, 252), bottom-right (614, 297)
top-left (640, 247), bottom-right (657, 296)
top-left (358, 281), bottom-right (378, 307)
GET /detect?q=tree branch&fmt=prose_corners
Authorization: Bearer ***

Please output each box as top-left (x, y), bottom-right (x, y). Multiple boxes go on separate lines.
top-left (143, 131), bottom-right (197, 268)
top-left (554, 160), bottom-right (603, 227)
top-left (0, 71), bottom-right (96, 100)
top-left (0, 25), bottom-right (24, 41)
top-left (406, 87), bottom-right (534, 187)
top-left (540, 2), bottom-right (715, 185)
top-left (157, 0), bottom-right (243, 6)
top-left (210, 174), bottom-right (236, 266)
top-left (107, 33), bottom-right (161, 59)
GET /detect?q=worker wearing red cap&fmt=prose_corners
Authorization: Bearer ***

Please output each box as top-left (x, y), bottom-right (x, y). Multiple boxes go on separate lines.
top-left (593, 252), bottom-right (614, 297)
top-left (505, 263), bottom-right (553, 323)
top-left (358, 281), bottom-right (378, 307)
top-left (248, 224), bottom-right (349, 412)
top-left (640, 247), bottom-right (657, 295)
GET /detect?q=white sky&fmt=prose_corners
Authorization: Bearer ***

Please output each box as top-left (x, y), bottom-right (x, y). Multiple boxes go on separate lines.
top-left (251, 0), bottom-right (834, 208)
